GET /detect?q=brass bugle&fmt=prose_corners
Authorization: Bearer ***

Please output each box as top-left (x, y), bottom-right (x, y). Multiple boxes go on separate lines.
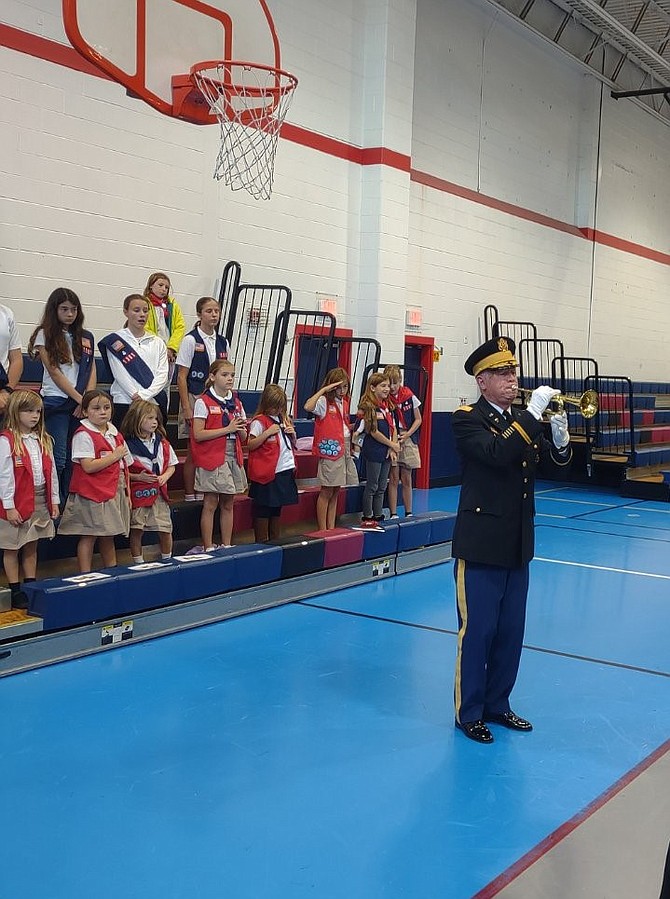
top-left (517, 387), bottom-right (599, 419)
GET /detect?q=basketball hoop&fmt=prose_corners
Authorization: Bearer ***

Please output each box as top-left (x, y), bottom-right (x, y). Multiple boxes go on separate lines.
top-left (189, 60), bottom-right (298, 200)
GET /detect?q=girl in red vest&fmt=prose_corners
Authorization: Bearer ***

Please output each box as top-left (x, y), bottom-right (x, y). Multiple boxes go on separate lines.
top-left (304, 367), bottom-right (359, 531)
top-left (247, 384), bottom-right (298, 543)
top-left (0, 391), bottom-right (60, 609)
top-left (121, 400), bottom-right (178, 564)
top-left (191, 360), bottom-right (248, 552)
top-left (58, 390), bottom-right (133, 572)
top-left (384, 365), bottom-right (422, 518)
top-left (175, 296), bottom-right (230, 502)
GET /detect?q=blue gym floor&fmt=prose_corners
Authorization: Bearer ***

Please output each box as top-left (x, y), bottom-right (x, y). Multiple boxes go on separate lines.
top-left (1, 485), bottom-right (669, 898)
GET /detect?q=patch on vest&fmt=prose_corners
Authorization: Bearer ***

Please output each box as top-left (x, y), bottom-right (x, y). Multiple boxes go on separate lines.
top-left (318, 438), bottom-right (342, 457)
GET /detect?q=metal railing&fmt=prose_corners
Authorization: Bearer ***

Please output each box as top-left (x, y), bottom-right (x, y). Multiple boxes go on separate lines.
top-left (267, 310), bottom-right (337, 416)
top-left (492, 319), bottom-right (538, 349)
top-left (518, 338), bottom-right (565, 389)
top-left (483, 305), bottom-right (498, 341)
top-left (333, 337), bottom-right (382, 409)
top-left (588, 375), bottom-right (635, 461)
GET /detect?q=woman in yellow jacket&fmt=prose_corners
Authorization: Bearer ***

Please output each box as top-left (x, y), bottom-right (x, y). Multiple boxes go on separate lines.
top-left (143, 272), bottom-right (186, 422)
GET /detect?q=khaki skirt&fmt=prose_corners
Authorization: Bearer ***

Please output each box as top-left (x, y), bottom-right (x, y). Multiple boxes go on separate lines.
top-left (195, 444), bottom-right (248, 496)
top-left (318, 453), bottom-right (359, 488)
top-left (0, 485), bottom-right (55, 551)
top-left (130, 495), bottom-right (173, 533)
top-left (399, 438), bottom-right (421, 470)
top-left (59, 473), bottom-right (131, 538)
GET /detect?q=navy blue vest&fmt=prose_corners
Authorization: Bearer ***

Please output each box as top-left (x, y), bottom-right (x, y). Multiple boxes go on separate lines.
top-left (185, 328), bottom-right (230, 396)
top-left (361, 413), bottom-right (392, 463)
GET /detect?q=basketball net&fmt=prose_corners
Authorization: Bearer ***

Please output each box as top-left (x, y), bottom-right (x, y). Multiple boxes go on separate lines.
top-left (191, 62), bottom-right (298, 201)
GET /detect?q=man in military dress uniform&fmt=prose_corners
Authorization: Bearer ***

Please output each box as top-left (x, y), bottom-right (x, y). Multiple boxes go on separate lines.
top-left (451, 337), bottom-right (571, 743)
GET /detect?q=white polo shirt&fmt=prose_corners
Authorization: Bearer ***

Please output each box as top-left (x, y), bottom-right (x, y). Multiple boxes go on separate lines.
top-left (0, 305), bottom-right (22, 374)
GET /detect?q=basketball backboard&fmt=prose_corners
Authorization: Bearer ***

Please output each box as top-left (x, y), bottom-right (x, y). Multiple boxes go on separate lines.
top-left (62, 0), bottom-right (282, 124)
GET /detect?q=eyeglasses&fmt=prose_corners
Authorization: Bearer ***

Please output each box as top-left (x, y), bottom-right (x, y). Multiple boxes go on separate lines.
top-left (485, 365), bottom-right (516, 376)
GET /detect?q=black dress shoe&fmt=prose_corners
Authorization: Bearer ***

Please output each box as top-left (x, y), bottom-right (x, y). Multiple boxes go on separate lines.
top-left (11, 590), bottom-right (29, 611)
top-left (456, 719), bottom-right (494, 744)
top-left (485, 710), bottom-right (533, 731)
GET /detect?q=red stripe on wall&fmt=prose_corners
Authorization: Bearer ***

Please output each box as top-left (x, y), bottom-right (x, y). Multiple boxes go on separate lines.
top-left (281, 123), bottom-right (411, 171)
top-left (580, 228), bottom-right (670, 266)
top-left (411, 168), bottom-right (585, 238)
top-left (0, 23), bottom-right (668, 267)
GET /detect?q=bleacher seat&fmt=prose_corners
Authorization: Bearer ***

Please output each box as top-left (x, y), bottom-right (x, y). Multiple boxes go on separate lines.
top-left (272, 535), bottom-right (325, 578)
top-left (360, 520), bottom-right (399, 559)
top-left (23, 560), bottom-right (182, 630)
top-left (214, 543), bottom-right (283, 589)
top-left (305, 528), bottom-right (364, 568)
top-left (397, 517), bottom-right (432, 551)
top-left (410, 511), bottom-right (456, 545)
top-left (282, 486), bottom-right (320, 526)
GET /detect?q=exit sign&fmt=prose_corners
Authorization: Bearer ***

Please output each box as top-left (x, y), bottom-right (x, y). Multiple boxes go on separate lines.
top-left (405, 307), bottom-right (422, 330)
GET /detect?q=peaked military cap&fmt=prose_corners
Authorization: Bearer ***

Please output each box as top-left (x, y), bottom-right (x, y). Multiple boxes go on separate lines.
top-left (464, 337), bottom-right (518, 376)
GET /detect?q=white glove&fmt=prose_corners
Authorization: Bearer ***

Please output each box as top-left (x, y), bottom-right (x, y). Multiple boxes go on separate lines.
top-left (526, 386), bottom-right (560, 420)
top-left (550, 411), bottom-right (570, 449)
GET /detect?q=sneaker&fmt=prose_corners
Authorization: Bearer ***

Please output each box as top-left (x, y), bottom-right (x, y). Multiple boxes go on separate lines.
top-left (405, 512), bottom-right (413, 518)
top-left (185, 544), bottom-right (205, 555)
top-left (389, 514), bottom-right (399, 520)
top-left (353, 518), bottom-right (384, 532)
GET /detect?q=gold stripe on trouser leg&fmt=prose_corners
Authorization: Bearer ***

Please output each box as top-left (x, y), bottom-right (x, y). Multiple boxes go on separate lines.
top-left (454, 558), bottom-right (468, 724)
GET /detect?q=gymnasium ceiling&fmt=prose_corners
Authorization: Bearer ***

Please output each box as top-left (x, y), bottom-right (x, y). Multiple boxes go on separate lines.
top-left (486, 0), bottom-right (670, 125)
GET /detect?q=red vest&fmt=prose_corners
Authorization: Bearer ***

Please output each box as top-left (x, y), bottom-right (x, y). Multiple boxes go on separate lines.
top-left (69, 426), bottom-right (128, 502)
top-left (312, 396), bottom-right (351, 460)
top-left (0, 431), bottom-right (56, 521)
top-left (128, 438), bottom-right (172, 508)
top-left (247, 414), bottom-right (295, 485)
top-left (190, 391), bottom-right (245, 471)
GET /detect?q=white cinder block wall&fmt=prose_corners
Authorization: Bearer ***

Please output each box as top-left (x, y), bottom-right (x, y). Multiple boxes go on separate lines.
top-left (1, 0), bottom-right (670, 413)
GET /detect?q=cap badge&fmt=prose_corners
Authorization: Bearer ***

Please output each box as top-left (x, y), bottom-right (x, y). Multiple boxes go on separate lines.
top-left (497, 337), bottom-right (509, 353)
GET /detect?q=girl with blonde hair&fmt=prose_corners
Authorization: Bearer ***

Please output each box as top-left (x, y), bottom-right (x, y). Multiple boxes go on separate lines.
top-left (0, 391), bottom-right (60, 608)
top-left (383, 365), bottom-right (422, 518)
top-left (121, 399), bottom-right (178, 564)
top-left (304, 367), bottom-right (358, 530)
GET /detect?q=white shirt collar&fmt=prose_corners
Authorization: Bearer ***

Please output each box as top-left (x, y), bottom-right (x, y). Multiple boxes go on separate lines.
top-left (81, 419), bottom-right (119, 436)
top-left (488, 401), bottom-right (510, 416)
top-left (209, 388), bottom-right (232, 402)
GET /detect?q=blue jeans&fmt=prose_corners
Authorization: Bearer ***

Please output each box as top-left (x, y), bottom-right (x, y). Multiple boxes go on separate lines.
top-left (43, 396), bottom-right (77, 502)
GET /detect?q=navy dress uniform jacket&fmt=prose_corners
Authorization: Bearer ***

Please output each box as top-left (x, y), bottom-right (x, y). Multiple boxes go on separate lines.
top-left (451, 397), bottom-right (571, 569)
